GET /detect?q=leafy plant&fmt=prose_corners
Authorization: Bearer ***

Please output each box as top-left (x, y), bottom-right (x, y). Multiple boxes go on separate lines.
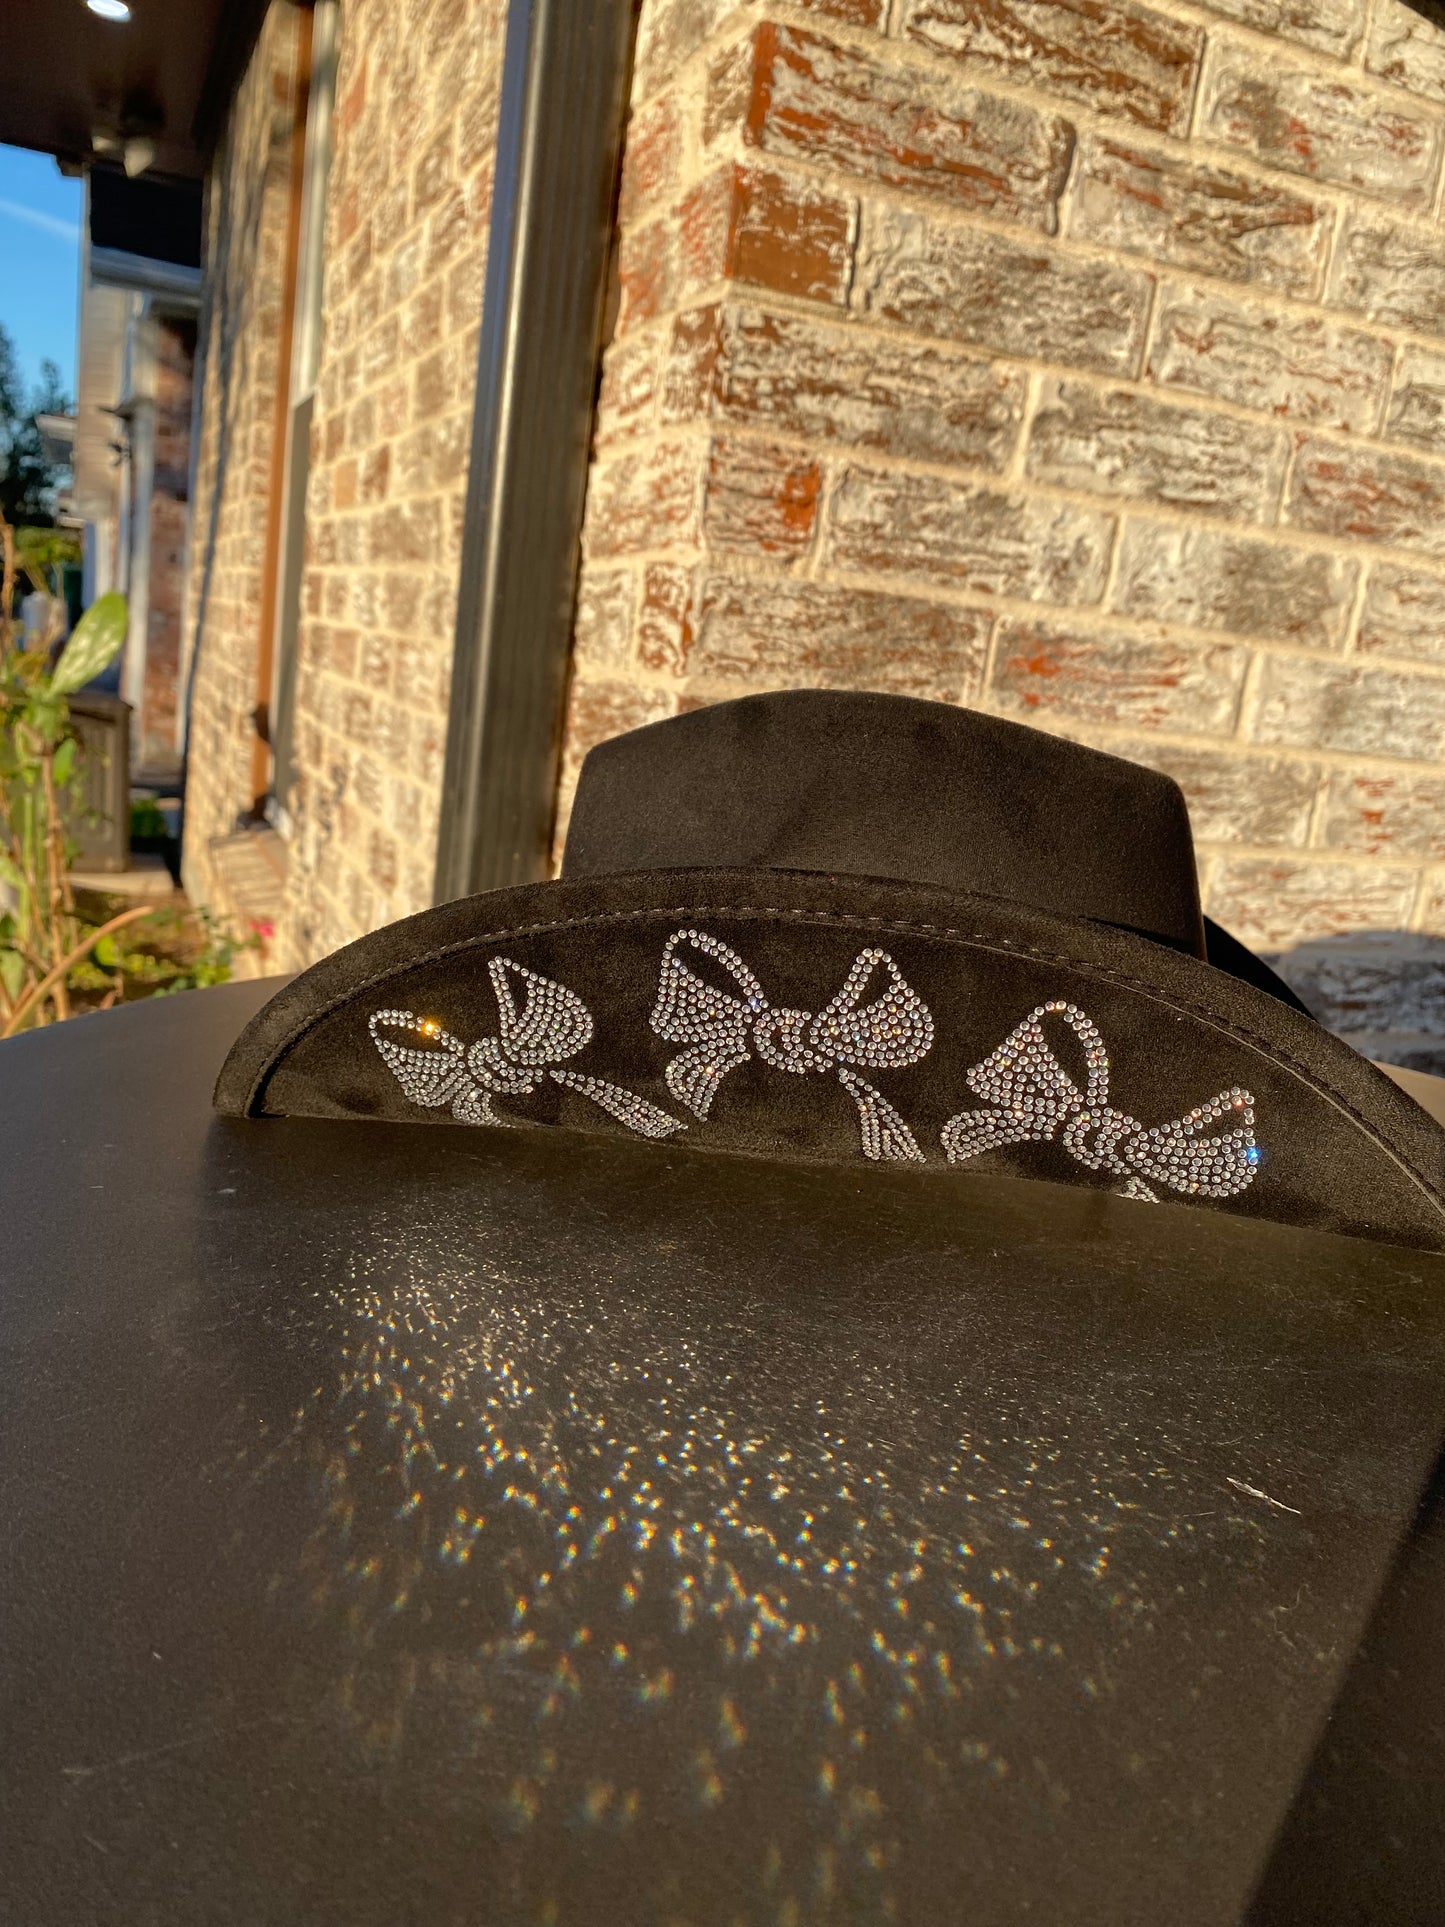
top-left (1, 512), bottom-right (260, 1036)
top-left (129, 797), bottom-right (171, 841)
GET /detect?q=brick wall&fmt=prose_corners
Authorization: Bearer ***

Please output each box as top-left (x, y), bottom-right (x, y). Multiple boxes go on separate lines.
top-left (564, 0), bottom-right (1445, 1056)
top-left (277, 0), bottom-right (506, 967)
top-left (182, 1), bottom-right (304, 921)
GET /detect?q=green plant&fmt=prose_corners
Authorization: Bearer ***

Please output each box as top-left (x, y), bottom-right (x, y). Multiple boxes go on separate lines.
top-left (129, 796), bottom-right (172, 841)
top-left (2, 512), bottom-right (261, 1036)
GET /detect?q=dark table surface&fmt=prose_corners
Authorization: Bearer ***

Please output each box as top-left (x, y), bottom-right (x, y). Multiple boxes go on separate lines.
top-left (3, 982), bottom-right (1445, 1926)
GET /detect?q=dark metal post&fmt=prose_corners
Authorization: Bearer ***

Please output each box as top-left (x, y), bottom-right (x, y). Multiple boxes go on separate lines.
top-left (433, 0), bottom-right (636, 902)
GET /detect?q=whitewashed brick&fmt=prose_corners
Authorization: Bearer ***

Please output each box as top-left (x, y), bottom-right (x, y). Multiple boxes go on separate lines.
top-left (1322, 768), bottom-right (1445, 859)
top-left (1068, 135), bottom-right (1333, 297)
top-left (899, 0), bottom-right (1203, 138)
top-left (1207, 860), bottom-right (1418, 952)
top-left (1112, 520), bottom-right (1356, 649)
top-left (824, 463), bottom-right (1114, 600)
top-left (1148, 282), bottom-right (1390, 434)
top-left (989, 619), bottom-right (1247, 734)
top-left (1027, 380), bottom-right (1289, 521)
top-left (1252, 655), bottom-right (1445, 763)
top-left (1357, 562), bottom-right (1445, 664)
top-left (1365, 4), bottom-right (1445, 108)
top-left (1192, 0), bottom-right (1364, 62)
top-left (1200, 43), bottom-right (1443, 208)
top-left (1330, 213), bottom-right (1445, 337)
top-left (1107, 739), bottom-right (1319, 846)
top-left (853, 203), bottom-right (1152, 377)
top-left (1386, 345), bottom-right (1445, 457)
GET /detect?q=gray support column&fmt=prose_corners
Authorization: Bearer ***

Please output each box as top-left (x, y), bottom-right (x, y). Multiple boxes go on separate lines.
top-left (433, 0), bottom-right (636, 902)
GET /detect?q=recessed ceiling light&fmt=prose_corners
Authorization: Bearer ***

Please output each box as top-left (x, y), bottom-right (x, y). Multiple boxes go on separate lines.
top-left (87, 0), bottom-right (132, 20)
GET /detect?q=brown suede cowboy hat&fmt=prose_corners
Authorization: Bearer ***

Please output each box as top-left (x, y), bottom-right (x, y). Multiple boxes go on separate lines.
top-left (218, 690), bottom-right (1445, 1253)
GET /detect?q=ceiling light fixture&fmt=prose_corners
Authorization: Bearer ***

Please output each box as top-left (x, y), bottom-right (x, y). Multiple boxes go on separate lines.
top-left (86, 0), bottom-right (132, 20)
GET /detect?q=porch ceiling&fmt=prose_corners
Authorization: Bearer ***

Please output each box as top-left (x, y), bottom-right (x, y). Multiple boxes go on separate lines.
top-left (0, 0), bottom-right (269, 181)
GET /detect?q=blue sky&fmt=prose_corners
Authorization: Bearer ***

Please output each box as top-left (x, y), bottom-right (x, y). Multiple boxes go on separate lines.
top-left (0, 144), bottom-right (82, 401)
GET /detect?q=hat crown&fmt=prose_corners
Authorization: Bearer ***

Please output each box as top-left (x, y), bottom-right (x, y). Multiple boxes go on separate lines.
top-left (562, 691), bottom-right (1204, 957)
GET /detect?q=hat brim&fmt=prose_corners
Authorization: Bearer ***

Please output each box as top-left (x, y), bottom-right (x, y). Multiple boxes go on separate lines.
top-left (217, 865), bottom-right (1445, 1253)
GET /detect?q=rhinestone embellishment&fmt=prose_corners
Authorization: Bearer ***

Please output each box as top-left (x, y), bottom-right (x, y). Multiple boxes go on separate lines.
top-left (650, 929), bottom-right (935, 1161)
top-left (941, 1000), bottom-right (1260, 1201)
top-left (370, 958), bottom-right (683, 1139)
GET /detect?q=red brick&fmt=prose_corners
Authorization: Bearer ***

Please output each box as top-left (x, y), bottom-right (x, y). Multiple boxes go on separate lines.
top-left (1147, 283), bottom-right (1391, 436)
top-left (1252, 656), bottom-right (1445, 763)
top-left (1027, 380), bottom-right (1289, 521)
top-left (718, 23), bottom-right (1076, 232)
top-left (637, 562), bottom-right (697, 674)
top-left (1111, 519), bottom-right (1356, 649)
top-left (853, 203), bottom-right (1150, 377)
top-left (1068, 136), bottom-right (1333, 297)
top-left (825, 463), bottom-right (1114, 602)
top-left (596, 332), bottom-right (661, 444)
top-left (458, 78), bottom-right (500, 176)
top-left (703, 436), bottom-right (822, 561)
top-left (358, 630), bottom-right (392, 693)
top-left (1206, 859), bottom-right (1417, 953)
top-left (1323, 771), bottom-right (1445, 859)
top-left (425, 186), bottom-right (473, 277)
top-left (661, 300), bottom-right (1026, 472)
top-left (1200, 45), bottom-right (1442, 208)
top-left (619, 92), bottom-right (684, 228)
top-left (333, 458), bottom-right (358, 510)
top-left (645, 569), bottom-right (991, 699)
top-left (1357, 562), bottom-right (1445, 665)
top-left (360, 444), bottom-right (391, 504)
top-left (901, 0), bottom-right (1203, 139)
top-left (1329, 213), bottom-right (1445, 336)
top-left (617, 215), bottom-right (680, 336)
top-left (1286, 438), bottom-right (1445, 562)
top-left (413, 123), bottom-right (454, 215)
top-left (398, 278), bottom-right (443, 361)
top-left (338, 52), bottom-right (368, 135)
top-left (584, 438), bottom-right (705, 558)
top-left (358, 315), bottom-right (400, 389)
top-left (679, 164), bottom-right (856, 308)
top-left (989, 619), bottom-right (1247, 733)
top-left (367, 499), bottom-right (442, 566)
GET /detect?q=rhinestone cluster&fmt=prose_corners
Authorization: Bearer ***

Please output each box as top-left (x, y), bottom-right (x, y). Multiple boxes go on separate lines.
top-left (370, 1011), bottom-right (486, 1118)
top-left (942, 1000), bottom-right (1259, 1202)
top-left (651, 929), bottom-right (933, 1162)
top-left (369, 933), bottom-right (1265, 1210)
top-left (370, 964), bottom-right (682, 1139)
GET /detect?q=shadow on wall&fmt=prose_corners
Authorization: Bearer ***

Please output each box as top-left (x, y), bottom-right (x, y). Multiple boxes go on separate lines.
top-left (1271, 933), bottom-right (1445, 1078)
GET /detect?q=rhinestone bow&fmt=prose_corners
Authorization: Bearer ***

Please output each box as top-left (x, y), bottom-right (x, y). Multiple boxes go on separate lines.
top-left (940, 999), bottom-right (1260, 1201)
top-left (371, 958), bottom-right (683, 1139)
top-left (650, 928), bottom-right (935, 1161)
